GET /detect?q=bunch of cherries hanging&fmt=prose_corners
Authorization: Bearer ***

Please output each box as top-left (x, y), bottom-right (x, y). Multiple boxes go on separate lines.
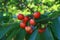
top-left (17, 12), bottom-right (46, 34)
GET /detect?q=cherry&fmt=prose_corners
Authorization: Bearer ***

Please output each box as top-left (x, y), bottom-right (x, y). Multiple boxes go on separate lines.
top-left (29, 19), bottom-right (36, 25)
top-left (20, 22), bottom-right (26, 29)
top-left (25, 26), bottom-right (33, 34)
top-left (27, 29), bottom-right (33, 34)
top-left (33, 12), bottom-right (41, 19)
top-left (17, 14), bottom-right (24, 20)
top-left (25, 26), bottom-right (32, 32)
top-left (23, 16), bottom-right (29, 23)
top-left (38, 28), bottom-right (45, 33)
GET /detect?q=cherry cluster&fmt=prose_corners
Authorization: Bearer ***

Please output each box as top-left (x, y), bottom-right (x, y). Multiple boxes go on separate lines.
top-left (17, 12), bottom-right (46, 34)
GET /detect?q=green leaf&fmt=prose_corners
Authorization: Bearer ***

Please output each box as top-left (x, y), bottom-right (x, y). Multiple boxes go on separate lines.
top-left (28, 26), bottom-right (54, 40)
top-left (29, 28), bottom-right (54, 40)
top-left (0, 22), bottom-right (19, 39)
top-left (36, 27), bottom-right (54, 40)
top-left (33, 0), bottom-right (41, 5)
top-left (6, 28), bottom-right (20, 40)
top-left (49, 16), bottom-right (60, 40)
top-left (14, 29), bottom-right (26, 40)
top-left (0, 26), bottom-right (12, 39)
top-left (29, 30), bottom-right (38, 40)
top-left (0, 35), bottom-right (6, 40)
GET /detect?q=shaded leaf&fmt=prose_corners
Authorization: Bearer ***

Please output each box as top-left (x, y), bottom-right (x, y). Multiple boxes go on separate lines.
top-left (14, 29), bottom-right (26, 40)
top-left (29, 30), bottom-right (38, 40)
top-left (0, 22), bottom-right (19, 39)
top-left (6, 28), bottom-right (20, 40)
top-left (36, 27), bottom-right (54, 40)
top-left (49, 16), bottom-right (60, 40)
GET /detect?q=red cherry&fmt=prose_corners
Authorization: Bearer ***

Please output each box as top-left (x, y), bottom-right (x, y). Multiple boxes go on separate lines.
top-left (23, 16), bottom-right (29, 23)
top-left (33, 12), bottom-right (41, 19)
top-left (17, 14), bottom-right (24, 20)
top-left (27, 29), bottom-right (33, 34)
top-left (25, 26), bottom-right (32, 32)
top-left (29, 19), bottom-right (36, 25)
top-left (20, 22), bottom-right (26, 29)
top-left (25, 26), bottom-right (33, 34)
top-left (38, 28), bottom-right (45, 33)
